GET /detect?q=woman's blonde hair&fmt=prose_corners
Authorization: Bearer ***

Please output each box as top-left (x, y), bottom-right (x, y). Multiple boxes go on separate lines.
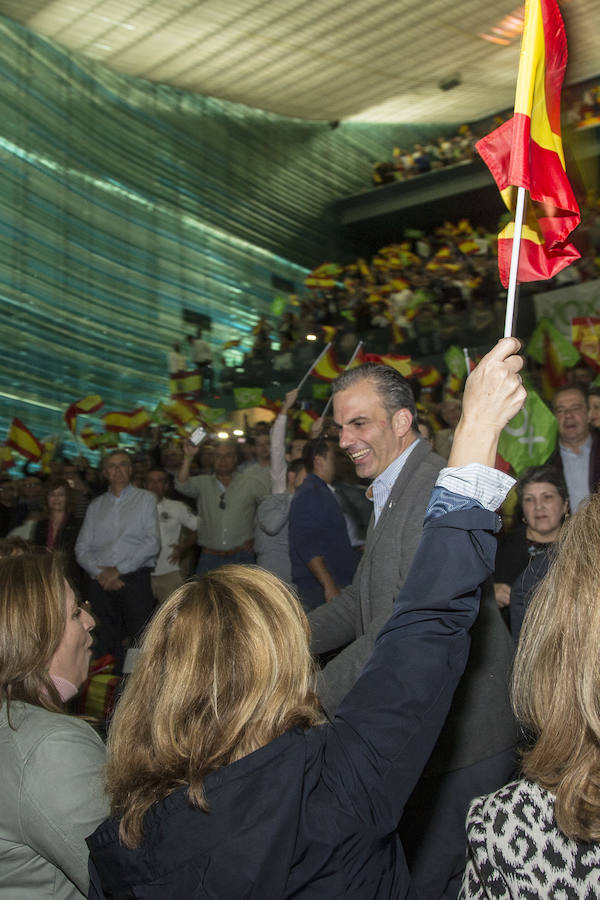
top-left (106, 564), bottom-right (323, 848)
top-left (512, 492), bottom-right (600, 841)
top-left (0, 552), bottom-right (67, 714)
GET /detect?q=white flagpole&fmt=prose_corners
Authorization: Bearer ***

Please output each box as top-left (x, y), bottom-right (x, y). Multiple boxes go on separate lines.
top-left (295, 342), bottom-right (332, 392)
top-left (503, 186), bottom-right (526, 337)
top-left (320, 341), bottom-right (364, 418)
top-left (462, 347), bottom-right (471, 378)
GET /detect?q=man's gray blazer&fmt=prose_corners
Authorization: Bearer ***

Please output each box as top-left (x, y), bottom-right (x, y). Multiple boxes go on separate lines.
top-left (309, 439), bottom-right (517, 774)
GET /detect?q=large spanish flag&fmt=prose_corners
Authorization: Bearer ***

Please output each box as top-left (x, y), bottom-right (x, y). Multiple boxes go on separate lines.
top-left (103, 408), bottom-right (151, 434)
top-left (476, 0), bottom-right (580, 288)
top-left (7, 418), bottom-right (44, 461)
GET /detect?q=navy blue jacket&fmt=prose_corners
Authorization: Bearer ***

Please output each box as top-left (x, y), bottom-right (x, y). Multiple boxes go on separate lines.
top-left (87, 505), bottom-right (500, 899)
top-left (289, 473), bottom-right (358, 609)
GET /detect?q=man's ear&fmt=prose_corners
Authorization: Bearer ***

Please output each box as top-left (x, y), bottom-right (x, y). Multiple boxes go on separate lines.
top-left (391, 408), bottom-right (413, 438)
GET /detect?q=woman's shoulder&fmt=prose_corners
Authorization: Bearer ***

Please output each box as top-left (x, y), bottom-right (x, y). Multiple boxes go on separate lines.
top-left (3, 701), bottom-right (105, 758)
top-left (468, 778), bottom-right (554, 829)
top-left (465, 779), bottom-right (600, 895)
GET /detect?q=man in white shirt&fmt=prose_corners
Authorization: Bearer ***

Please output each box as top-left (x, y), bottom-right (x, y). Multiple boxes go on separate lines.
top-left (146, 469), bottom-right (198, 603)
top-left (75, 450), bottom-right (160, 665)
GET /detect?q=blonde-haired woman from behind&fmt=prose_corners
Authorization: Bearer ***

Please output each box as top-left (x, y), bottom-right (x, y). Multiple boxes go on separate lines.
top-left (461, 492), bottom-right (600, 898)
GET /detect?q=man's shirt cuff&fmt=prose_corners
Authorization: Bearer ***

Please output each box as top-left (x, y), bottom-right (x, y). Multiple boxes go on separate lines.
top-left (426, 464), bottom-right (515, 519)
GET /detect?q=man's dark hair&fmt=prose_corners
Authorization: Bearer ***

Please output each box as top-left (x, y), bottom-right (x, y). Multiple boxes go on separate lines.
top-left (146, 467), bottom-right (169, 480)
top-left (102, 449), bottom-right (132, 469)
top-left (552, 382), bottom-right (588, 408)
top-left (301, 437), bottom-right (334, 474)
top-left (332, 363), bottom-right (418, 433)
top-left (288, 458), bottom-right (306, 476)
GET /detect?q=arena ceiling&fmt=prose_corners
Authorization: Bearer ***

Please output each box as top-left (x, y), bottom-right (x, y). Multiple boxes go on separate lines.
top-left (1, 0), bottom-right (598, 124)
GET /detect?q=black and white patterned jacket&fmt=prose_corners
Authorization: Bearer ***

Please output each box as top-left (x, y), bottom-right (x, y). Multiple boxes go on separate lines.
top-left (460, 779), bottom-right (600, 898)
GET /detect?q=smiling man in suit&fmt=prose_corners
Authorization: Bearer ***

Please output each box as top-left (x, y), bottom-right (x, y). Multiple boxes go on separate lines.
top-left (309, 363), bottom-right (517, 900)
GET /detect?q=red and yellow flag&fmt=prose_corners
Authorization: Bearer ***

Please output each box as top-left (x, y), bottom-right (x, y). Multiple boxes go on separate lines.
top-left (163, 399), bottom-right (200, 428)
top-left (295, 408), bottom-right (320, 435)
top-left (305, 263), bottom-right (342, 289)
top-left (321, 325), bottom-right (337, 343)
top-left (419, 367), bottom-right (443, 388)
top-left (64, 394), bottom-right (103, 434)
top-left (7, 418), bottom-right (44, 461)
top-left (0, 446), bottom-right (14, 470)
top-left (354, 351), bottom-right (417, 378)
top-left (311, 346), bottom-right (343, 382)
top-left (169, 369), bottom-right (202, 398)
top-left (572, 317), bottom-right (600, 371)
top-left (103, 408), bottom-right (151, 434)
top-left (476, 0), bottom-right (580, 288)
top-left (80, 427), bottom-right (119, 450)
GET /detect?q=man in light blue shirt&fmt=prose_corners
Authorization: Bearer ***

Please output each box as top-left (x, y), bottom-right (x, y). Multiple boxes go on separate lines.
top-left (76, 450), bottom-right (160, 665)
top-left (550, 384), bottom-right (600, 512)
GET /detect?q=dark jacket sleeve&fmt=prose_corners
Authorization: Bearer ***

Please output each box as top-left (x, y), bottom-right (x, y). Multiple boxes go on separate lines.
top-left (321, 507), bottom-right (500, 833)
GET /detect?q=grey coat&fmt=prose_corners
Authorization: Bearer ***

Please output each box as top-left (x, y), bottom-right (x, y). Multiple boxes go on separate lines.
top-left (0, 701), bottom-right (108, 899)
top-left (309, 440), bottom-right (517, 773)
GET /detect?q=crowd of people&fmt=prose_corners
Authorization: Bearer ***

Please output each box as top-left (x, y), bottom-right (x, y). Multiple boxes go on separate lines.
top-left (371, 81), bottom-right (600, 190)
top-left (372, 126), bottom-right (478, 186)
top-left (164, 211), bottom-right (600, 401)
top-left (2, 336), bottom-right (600, 898)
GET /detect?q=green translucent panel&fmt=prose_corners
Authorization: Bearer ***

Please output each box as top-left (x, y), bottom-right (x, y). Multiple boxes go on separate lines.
top-left (0, 15), bottom-right (444, 453)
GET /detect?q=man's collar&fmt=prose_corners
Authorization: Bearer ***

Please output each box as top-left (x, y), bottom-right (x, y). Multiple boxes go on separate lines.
top-left (366, 439), bottom-right (421, 501)
top-left (109, 483), bottom-right (133, 499)
top-left (559, 433), bottom-right (592, 454)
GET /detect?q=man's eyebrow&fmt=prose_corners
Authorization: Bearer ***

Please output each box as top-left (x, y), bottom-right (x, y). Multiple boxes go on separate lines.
top-left (333, 415), bottom-right (368, 427)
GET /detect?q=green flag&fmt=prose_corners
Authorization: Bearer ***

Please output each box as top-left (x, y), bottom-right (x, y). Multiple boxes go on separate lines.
top-left (233, 387), bottom-right (264, 409)
top-left (498, 390), bottom-right (557, 474)
top-left (527, 319), bottom-right (580, 368)
top-left (444, 345), bottom-right (467, 379)
top-left (312, 382), bottom-right (331, 400)
top-left (201, 407), bottom-right (227, 425)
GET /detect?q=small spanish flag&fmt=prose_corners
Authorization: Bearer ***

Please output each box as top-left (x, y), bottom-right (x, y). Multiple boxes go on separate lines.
top-left (103, 408), bottom-right (151, 434)
top-left (296, 408), bottom-right (320, 435)
top-left (419, 367), bottom-right (443, 388)
top-left (321, 325), bottom-right (337, 343)
top-left (7, 418), bottom-right (44, 461)
top-left (476, 0), bottom-right (580, 287)
top-left (0, 446), bottom-right (13, 470)
top-left (571, 317), bottom-right (600, 372)
top-left (169, 370), bottom-right (202, 398)
top-left (80, 428), bottom-right (119, 450)
top-left (163, 399), bottom-right (200, 428)
top-left (305, 263), bottom-right (342, 289)
top-left (311, 346), bottom-right (343, 382)
top-left (64, 394), bottom-right (104, 434)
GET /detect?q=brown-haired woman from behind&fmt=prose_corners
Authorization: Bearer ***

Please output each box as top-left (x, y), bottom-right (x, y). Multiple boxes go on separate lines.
top-left (0, 552), bottom-right (108, 899)
top-left (461, 492), bottom-right (600, 897)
